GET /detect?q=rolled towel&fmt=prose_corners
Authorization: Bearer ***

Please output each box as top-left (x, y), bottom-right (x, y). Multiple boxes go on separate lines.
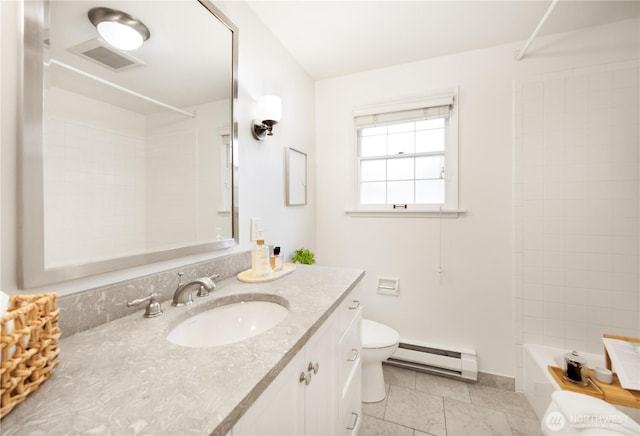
top-left (551, 390), bottom-right (640, 435)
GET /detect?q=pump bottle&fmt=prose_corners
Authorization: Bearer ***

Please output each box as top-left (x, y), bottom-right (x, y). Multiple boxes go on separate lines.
top-left (251, 230), bottom-right (270, 277)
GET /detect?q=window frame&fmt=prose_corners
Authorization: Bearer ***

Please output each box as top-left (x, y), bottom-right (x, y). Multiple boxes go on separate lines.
top-left (351, 90), bottom-right (459, 214)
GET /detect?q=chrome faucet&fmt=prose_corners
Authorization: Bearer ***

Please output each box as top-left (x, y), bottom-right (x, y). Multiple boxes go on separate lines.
top-left (171, 273), bottom-right (216, 307)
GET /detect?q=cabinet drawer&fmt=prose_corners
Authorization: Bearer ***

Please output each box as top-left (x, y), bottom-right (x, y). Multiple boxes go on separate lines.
top-left (338, 308), bottom-right (361, 395)
top-left (338, 283), bottom-right (363, 337)
top-left (339, 362), bottom-right (362, 436)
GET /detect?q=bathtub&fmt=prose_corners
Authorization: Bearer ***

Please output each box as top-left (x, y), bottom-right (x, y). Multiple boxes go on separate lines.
top-left (523, 344), bottom-right (639, 424)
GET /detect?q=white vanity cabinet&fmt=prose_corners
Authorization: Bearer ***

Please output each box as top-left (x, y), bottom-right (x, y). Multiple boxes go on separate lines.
top-left (232, 312), bottom-right (338, 436)
top-left (232, 284), bottom-right (362, 436)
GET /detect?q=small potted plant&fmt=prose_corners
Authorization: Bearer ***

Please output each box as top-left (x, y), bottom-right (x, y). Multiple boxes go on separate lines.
top-left (291, 248), bottom-right (315, 265)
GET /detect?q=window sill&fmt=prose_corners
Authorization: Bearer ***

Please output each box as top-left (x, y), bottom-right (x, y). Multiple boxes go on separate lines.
top-left (344, 209), bottom-right (466, 218)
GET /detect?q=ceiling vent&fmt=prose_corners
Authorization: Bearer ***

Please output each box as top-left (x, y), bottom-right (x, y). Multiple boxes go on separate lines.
top-left (69, 39), bottom-right (144, 72)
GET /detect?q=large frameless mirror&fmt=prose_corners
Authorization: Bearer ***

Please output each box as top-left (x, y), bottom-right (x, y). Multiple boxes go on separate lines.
top-left (20, 0), bottom-right (238, 288)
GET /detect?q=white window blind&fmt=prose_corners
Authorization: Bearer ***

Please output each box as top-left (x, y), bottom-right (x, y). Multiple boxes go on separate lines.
top-left (354, 95), bottom-right (453, 126)
top-left (353, 93), bottom-right (458, 212)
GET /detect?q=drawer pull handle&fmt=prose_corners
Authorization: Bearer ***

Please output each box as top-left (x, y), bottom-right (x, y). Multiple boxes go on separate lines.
top-left (347, 412), bottom-right (359, 431)
top-left (308, 361), bottom-right (319, 374)
top-left (348, 300), bottom-right (360, 310)
top-left (299, 371), bottom-right (311, 386)
top-left (347, 348), bottom-right (359, 361)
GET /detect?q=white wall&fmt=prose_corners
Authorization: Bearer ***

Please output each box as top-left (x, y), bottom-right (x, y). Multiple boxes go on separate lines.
top-left (316, 43), bottom-right (515, 378)
top-left (315, 19), bottom-right (639, 377)
top-left (0, 1), bottom-right (316, 295)
top-left (215, 1), bottom-right (317, 260)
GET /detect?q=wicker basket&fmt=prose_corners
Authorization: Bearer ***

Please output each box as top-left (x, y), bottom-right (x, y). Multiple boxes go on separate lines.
top-left (0, 293), bottom-right (60, 418)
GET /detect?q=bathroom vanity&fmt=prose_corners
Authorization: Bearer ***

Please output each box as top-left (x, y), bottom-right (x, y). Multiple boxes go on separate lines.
top-left (233, 271), bottom-right (363, 435)
top-left (1, 265), bottom-right (364, 435)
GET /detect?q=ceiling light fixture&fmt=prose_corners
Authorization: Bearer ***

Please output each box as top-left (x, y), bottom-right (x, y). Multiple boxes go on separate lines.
top-left (88, 7), bottom-right (150, 51)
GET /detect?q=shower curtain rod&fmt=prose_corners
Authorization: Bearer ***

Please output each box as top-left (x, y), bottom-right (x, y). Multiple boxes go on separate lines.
top-left (46, 59), bottom-right (196, 118)
top-left (515, 0), bottom-right (560, 61)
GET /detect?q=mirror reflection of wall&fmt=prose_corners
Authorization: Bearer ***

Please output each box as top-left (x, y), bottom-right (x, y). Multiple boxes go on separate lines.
top-left (41, 1), bottom-right (233, 269)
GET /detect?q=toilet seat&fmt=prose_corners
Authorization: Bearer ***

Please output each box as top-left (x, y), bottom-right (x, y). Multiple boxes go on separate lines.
top-left (362, 319), bottom-right (400, 349)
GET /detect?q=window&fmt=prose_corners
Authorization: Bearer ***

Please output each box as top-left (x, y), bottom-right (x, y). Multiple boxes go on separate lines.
top-left (353, 93), bottom-right (458, 213)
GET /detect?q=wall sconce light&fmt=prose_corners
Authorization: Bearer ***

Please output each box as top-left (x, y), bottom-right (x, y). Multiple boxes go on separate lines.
top-left (252, 95), bottom-right (282, 140)
top-left (88, 7), bottom-right (150, 51)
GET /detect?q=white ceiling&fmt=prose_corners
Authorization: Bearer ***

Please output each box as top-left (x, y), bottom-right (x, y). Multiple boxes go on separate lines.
top-left (49, 1), bottom-right (232, 113)
top-left (247, 0), bottom-right (640, 80)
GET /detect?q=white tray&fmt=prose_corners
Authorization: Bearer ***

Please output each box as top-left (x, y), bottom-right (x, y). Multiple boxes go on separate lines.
top-left (237, 263), bottom-right (297, 283)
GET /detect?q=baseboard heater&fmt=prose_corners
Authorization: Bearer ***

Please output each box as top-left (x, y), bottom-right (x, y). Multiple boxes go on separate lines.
top-left (386, 340), bottom-right (478, 381)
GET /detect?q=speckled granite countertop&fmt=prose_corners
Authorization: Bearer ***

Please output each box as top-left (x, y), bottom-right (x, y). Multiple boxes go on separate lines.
top-left (2, 265), bottom-right (364, 435)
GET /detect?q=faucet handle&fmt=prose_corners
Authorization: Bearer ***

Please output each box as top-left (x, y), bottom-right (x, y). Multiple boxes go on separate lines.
top-left (127, 292), bottom-right (163, 318)
top-left (196, 274), bottom-right (219, 297)
top-left (177, 272), bottom-right (184, 288)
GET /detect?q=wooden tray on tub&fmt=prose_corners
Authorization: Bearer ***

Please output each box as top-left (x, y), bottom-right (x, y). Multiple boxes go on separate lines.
top-left (548, 365), bottom-right (640, 409)
top-left (547, 366), bottom-right (604, 399)
top-left (547, 334), bottom-right (640, 410)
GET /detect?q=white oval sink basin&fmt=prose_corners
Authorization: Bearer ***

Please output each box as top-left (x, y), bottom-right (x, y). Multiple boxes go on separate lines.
top-left (167, 300), bottom-right (289, 348)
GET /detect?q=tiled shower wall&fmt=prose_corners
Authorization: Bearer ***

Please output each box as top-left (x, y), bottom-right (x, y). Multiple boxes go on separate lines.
top-left (44, 116), bottom-right (147, 266)
top-left (44, 89), bottom-right (231, 267)
top-left (144, 100), bottom-right (231, 248)
top-left (145, 129), bottom-right (199, 248)
top-left (513, 61), bottom-right (639, 386)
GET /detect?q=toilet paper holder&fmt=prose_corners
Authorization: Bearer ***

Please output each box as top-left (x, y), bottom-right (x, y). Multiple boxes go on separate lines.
top-left (377, 277), bottom-right (399, 295)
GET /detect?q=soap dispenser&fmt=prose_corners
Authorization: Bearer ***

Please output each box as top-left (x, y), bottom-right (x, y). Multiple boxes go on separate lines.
top-left (251, 229), bottom-right (270, 277)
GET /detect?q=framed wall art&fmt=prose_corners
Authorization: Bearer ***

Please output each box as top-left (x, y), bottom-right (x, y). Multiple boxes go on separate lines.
top-left (286, 148), bottom-right (307, 206)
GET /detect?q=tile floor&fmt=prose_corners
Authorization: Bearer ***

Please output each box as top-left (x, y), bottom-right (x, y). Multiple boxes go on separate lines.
top-left (359, 365), bottom-right (543, 436)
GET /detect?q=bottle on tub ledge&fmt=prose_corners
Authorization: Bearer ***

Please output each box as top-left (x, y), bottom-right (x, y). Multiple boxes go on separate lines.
top-left (251, 229), bottom-right (270, 277)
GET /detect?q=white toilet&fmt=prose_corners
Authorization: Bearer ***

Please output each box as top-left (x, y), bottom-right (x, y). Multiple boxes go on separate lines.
top-left (361, 318), bottom-right (400, 403)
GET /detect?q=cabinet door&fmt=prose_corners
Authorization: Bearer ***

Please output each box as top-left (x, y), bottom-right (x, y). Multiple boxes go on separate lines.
top-left (304, 314), bottom-right (338, 436)
top-left (232, 350), bottom-right (305, 436)
top-left (233, 312), bottom-right (340, 436)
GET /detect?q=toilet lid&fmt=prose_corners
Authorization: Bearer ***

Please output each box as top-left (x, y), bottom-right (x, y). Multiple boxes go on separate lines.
top-left (361, 319), bottom-right (400, 349)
